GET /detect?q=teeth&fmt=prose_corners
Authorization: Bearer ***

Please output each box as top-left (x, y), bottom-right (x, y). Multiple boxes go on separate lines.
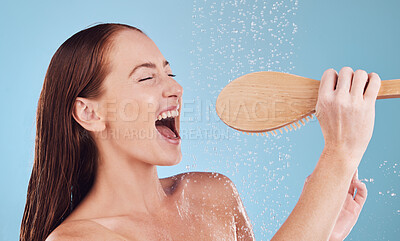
top-left (156, 109), bottom-right (179, 121)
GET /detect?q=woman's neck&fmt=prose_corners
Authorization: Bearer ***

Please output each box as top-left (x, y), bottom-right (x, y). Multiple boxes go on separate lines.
top-left (70, 146), bottom-right (170, 220)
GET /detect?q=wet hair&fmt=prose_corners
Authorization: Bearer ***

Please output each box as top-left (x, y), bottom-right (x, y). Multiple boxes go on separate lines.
top-left (20, 23), bottom-right (143, 241)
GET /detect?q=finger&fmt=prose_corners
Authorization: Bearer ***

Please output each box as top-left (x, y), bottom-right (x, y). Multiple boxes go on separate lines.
top-left (354, 180), bottom-right (368, 206)
top-left (350, 169), bottom-right (358, 197)
top-left (348, 181), bottom-right (356, 196)
top-left (352, 169), bottom-right (359, 183)
top-left (364, 72), bottom-right (382, 101)
top-left (319, 68), bottom-right (338, 96)
top-left (350, 69), bottom-right (369, 98)
top-left (335, 67), bottom-right (354, 93)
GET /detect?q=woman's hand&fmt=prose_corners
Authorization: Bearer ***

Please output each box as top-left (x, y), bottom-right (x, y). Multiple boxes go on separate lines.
top-left (272, 67), bottom-right (379, 241)
top-left (302, 170), bottom-right (368, 241)
top-left (315, 67), bottom-right (381, 169)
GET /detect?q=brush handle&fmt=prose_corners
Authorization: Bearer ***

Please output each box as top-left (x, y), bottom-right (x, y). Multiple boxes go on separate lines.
top-left (378, 79), bottom-right (400, 99)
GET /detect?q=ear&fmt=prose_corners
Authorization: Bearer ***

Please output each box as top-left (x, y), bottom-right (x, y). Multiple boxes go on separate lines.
top-left (72, 97), bottom-right (106, 132)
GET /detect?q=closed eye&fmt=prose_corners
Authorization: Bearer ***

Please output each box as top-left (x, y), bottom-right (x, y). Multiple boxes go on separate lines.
top-left (139, 74), bottom-right (175, 82)
top-left (139, 77), bottom-right (153, 82)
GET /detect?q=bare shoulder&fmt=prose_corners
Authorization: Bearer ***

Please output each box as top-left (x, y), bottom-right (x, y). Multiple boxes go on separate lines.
top-left (45, 219), bottom-right (126, 241)
top-left (178, 171), bottom-right (235, 186)
top-left (175, 171), bottom-right (239, 206)
top-left (177, 172), bottom-right (255, 238)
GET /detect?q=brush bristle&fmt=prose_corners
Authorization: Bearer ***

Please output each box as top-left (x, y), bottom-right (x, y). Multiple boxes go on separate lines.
top-left (239, 112), bottom-right (316, 137)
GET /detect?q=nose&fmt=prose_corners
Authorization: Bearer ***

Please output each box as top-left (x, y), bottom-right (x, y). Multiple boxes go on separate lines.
top-left (163, 76), bottom-right (183, 99)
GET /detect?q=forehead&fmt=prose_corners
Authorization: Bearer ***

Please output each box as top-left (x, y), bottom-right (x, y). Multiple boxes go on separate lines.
top-left (109, 30), bottom-right (165, 67)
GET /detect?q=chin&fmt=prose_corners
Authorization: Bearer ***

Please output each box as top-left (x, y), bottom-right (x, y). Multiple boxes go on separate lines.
top-left (157, 153), bottom-right (182, 166)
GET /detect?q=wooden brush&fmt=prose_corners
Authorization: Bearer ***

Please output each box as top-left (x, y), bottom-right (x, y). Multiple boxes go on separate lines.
top-left (215, 71), bottom-right (400, 136)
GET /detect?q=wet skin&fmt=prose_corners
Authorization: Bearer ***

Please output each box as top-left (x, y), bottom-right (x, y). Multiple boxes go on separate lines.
top-left (49, 172), bottom-right (254, 240)
top-left (45, 29), bottom-right (375, 241)
top-left (46, 29), bottom-right (254, 241)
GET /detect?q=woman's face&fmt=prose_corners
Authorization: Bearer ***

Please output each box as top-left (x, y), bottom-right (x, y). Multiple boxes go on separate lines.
top-left (97, 30), bottom-right (183, 166)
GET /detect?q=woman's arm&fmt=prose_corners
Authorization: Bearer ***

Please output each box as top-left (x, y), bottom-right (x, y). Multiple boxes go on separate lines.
top-left (272, 67), bottom-right (381, 241)
top-left (300, 170), bottom-right (368, 241)
top-left (212, 173), bottom-right (255, 240)
top-left (231, 184), bottom-right (256, 240)
top-left (272, 149), bottom-right (356, 240)
top-left (328, 170), bottom-right (368, 241)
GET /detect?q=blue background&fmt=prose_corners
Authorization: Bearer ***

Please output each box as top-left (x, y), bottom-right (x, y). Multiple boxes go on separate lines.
top-left (0, 0), bottom-right (399, 240)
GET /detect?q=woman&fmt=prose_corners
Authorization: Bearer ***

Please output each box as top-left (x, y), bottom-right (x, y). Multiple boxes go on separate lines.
top-left (20, 23), bottom-right (378, 240)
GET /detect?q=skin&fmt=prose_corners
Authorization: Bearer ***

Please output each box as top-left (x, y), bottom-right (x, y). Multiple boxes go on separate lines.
top-left (329, 172), bottom-right (368, 241)
top-left (46, 29), bottom-right (380, 240)
top-left (272, 67), bottom-right (380, 241)
top-left (302, 169), bottom-right (368, 241)
top-left (47, 30), bottom-right (254, 240)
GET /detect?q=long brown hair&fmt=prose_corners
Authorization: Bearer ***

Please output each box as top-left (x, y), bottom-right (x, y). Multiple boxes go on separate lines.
top-left (20, 23), bottom-right (143, 241)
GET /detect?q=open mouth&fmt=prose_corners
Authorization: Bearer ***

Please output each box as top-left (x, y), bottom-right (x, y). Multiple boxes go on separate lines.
top-left (155, 116), bottom-right (180, 139)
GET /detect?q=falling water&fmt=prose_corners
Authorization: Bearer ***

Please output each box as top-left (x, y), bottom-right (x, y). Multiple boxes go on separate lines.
top-left (188, 0), bottom-right (299, 239)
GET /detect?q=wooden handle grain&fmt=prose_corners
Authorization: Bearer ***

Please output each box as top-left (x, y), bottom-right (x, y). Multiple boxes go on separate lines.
top-left (378, 79), bottom-right (400, 99)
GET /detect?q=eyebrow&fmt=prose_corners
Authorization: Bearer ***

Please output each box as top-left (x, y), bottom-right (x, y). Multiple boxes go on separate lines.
top-left (128, 60), bottom-right (170, 77)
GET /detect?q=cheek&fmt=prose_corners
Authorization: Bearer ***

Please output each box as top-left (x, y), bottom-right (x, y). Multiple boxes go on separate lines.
top-left (117, 99), bottom-right (141, 122)
top-left (112, 94), bottom-right (159, 135)
top-left (135, 92), bottom-right (159, 123)
top-left (115, 92), bottom-right (158, 123)
top-left (103, 86), bottom-right (162, 141)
